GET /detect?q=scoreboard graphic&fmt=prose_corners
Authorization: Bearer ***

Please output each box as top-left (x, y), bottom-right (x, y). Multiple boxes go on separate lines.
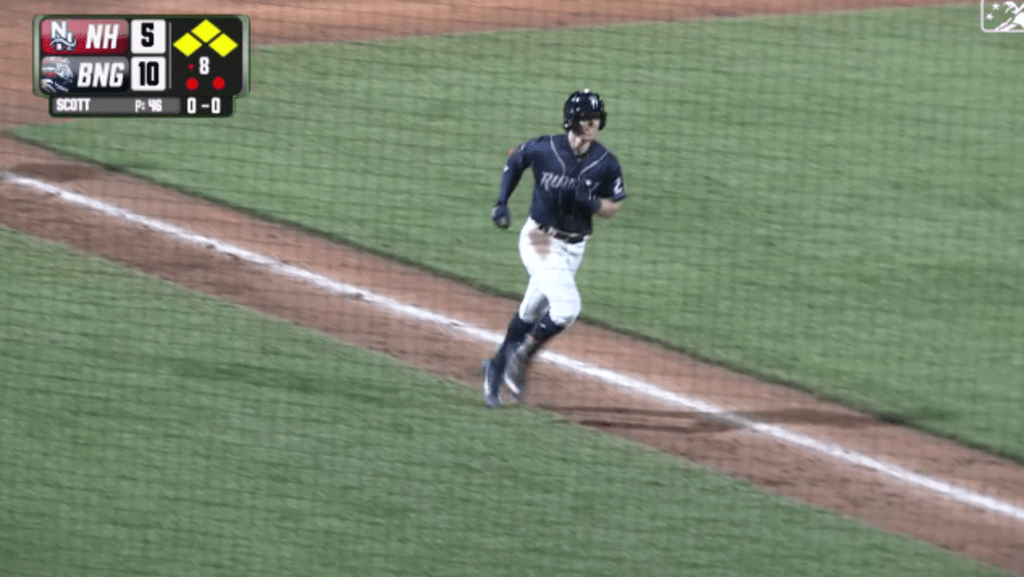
top-left (34, 15), bottom-right (250, 117)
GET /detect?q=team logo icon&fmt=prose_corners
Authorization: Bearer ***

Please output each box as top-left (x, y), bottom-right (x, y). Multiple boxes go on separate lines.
top-left (39, 56), bottom-right (76, 94)
top-left (981, 1), bottom-right (1024, 32)
top-left (48, 20), bottom-right (78, 51)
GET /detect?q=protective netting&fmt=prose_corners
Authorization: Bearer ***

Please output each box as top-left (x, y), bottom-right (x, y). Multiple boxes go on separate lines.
top-left (1, 2), bottom-right (1022, 576)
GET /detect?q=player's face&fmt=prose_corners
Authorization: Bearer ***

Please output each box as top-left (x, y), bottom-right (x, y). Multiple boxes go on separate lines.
top-left (576, 116), bottom-right (600, 140)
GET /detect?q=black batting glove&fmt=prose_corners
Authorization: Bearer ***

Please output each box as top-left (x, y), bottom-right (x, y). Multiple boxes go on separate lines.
top-left (491, 203), bottom-right (510, 229)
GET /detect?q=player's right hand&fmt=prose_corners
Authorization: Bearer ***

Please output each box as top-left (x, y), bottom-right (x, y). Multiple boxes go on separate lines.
top-left (491, 203), bottom-right (510, 229)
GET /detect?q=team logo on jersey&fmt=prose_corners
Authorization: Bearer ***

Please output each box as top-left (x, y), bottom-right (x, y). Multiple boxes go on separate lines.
top-left (540, 171), bottom-right (580, 192)
top-left (982, 1), bottom-right (1024, 32)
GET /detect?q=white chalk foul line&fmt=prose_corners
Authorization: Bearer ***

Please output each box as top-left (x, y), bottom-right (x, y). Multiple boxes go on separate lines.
top-left (5, 168), bottom-right (1024, 524)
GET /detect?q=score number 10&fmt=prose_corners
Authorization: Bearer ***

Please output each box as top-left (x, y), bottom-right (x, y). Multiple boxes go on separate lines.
top-left (132, 56), bottom-right (167, 91)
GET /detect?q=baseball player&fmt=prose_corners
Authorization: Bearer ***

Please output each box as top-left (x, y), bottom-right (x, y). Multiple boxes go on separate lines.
top-left (482, 89), bottom-right (628, 408)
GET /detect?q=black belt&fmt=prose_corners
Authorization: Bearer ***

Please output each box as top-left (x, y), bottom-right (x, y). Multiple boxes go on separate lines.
top-left (539, 225), bottom-right (586, 244)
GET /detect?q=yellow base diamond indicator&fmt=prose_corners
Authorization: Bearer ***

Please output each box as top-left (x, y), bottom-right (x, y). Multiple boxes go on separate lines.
top-left (173, 33), bottom-right (202, 57)
top-left (173, 19), bottom-right (240, 58)
top-left (209, 34), bottom-right (238, 57)
top-left (191, 19), bottom-right (222, 43)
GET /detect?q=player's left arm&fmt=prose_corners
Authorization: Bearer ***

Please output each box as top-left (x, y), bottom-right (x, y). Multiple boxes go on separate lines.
top-left (595, 197), bottom-right (622, 218)
top-left (574, 156), bottom-right (627, 218)
top-left (595, 163), bottom-right (628, 219)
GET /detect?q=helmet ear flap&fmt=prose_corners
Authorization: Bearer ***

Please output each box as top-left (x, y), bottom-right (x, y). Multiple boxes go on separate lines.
top-left (563, 99), bottom-right (578, 131)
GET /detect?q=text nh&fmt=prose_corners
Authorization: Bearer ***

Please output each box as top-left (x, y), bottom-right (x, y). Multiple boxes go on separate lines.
top-left (85, 24), bottom-right (119, 50)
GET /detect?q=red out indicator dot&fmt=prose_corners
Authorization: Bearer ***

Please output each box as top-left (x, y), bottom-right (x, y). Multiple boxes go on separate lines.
top-left (188, 63), bottom-right (194, 70)
top-left (212, 77), bottom-right (225, 90)
top-left (186, 77), bottom-right (199, 90)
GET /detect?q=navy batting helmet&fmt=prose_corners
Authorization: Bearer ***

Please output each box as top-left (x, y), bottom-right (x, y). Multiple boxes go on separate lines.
top-left (563, 89), bottom-right (607, 132)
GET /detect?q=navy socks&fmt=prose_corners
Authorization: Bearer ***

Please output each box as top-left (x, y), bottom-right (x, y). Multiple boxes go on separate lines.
top-left (493, 313), bottom-right (533, 371)
top-left (493, 311), bottom-right (565, 369)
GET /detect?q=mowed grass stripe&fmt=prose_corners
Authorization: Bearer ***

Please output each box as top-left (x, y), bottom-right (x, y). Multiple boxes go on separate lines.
top-left (10, 6), bottom-right (1023, 462)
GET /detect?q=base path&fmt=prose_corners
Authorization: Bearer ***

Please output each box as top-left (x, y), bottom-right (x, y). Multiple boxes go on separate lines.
top-left (3, 1), bottom-right (1023, 574)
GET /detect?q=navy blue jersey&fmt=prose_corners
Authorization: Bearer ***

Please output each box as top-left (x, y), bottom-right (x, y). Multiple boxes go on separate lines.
top-left (498, 133), bottom-right (627, 236)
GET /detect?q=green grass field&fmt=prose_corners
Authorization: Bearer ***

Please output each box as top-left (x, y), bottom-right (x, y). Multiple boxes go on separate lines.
top-left (0, 224), bottom-right (1008, 576)
top-left (14, 5), bottom-right (1022, 460)
top-left (10, 3), bottom-right (1024, 443)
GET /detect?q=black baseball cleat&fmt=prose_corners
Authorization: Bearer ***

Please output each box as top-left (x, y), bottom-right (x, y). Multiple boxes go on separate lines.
top-left (481, 359), bottom-right (501, 409)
